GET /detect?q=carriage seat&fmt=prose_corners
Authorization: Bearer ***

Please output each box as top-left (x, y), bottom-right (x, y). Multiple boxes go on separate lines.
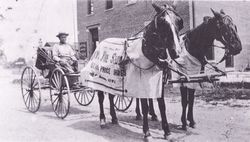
top-left (35, 47), bottom-right (55, 71)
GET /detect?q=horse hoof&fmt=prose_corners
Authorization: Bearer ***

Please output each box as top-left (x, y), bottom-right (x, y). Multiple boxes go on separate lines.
top-left (100, 119), bottom-right (106, 129)
top-left (112, 118), bottom-right (118, 124)
top-left (163, 131), bottom-right (171, 139)
top-left (144, 131), bottom-right (152, 140)
top-left (151, 116), bottom-right (158, 121)
top-left (189, 122), bottom-right (196, 128)
top-left (181, 125), bottom-right (187, 131)
top-left (136, 115), bottom-right (142, 121)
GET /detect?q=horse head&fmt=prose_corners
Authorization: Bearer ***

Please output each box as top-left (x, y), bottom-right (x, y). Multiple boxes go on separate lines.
top-left (209, 9), bottom-right (242, 61)
top-left (143, 3), bottom-right (183, 68)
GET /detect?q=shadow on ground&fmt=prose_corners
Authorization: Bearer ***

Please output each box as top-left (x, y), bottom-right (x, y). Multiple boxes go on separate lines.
top-left (69, 120), bottom-right (144, 142)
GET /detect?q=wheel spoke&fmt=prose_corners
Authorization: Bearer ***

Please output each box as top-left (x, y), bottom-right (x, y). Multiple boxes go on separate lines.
top-left (24, 92), bottom-right (30, 104)
top-left (86, 92), bottom-right (90, 102)
top-left (23, 90), bottom-right (29, 97)
top-left (31, 96), bottom-right (35, 111)
top-left (32, 80), bottom-right (38, 88)
top-left (27, 94), bottom-right (31, 109)
top-left (59, 100), bottom-right (63, 118)
top-left (78, 92), bottom-right (82, 104)
top-left (83, 92), bottom-right (87, 104)
top-left (114, 96), bottom-right (119, 106)
top-left (33, 92), bottom-right (39, 105)
top-left (52, 95), bottom-right (59, 105)
top-left (55, 73), bottom-right (61, 89)
top-left (117, 96), bottom-right (121, 109)
top-left (52, 77), bottom-right (59, 90)
top-left (121, 97), bottom-right (124, 109)
top-left (54, 97), bottom-right (60, 112)
top-left (59, 73), bottom-right (62, 89)
top-left (123, 97), bottom-right (128, 108)
top-left (30, 71), bottom-right (35, 86)
top-left (23, 77), bottom-right (30, 86)
top-left (55, 72), bottom-right (60, 89)
top-left (61, 98), bottom-right (67, 116)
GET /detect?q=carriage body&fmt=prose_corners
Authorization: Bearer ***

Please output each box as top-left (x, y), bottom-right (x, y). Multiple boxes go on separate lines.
top-left (20, 47), bottom-right (95, 119)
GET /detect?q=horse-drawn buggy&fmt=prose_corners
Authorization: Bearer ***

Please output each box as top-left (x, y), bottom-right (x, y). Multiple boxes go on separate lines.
top-left (20, 3), bottom-right (242, 139)
top-left (20, 47), bottom-right (96, 119)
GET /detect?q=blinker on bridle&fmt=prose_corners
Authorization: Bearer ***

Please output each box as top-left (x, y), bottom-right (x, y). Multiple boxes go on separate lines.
top-left (209, 14), bottom-right (235, 64)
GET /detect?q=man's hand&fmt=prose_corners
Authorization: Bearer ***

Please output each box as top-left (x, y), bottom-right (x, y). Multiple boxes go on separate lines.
top-left (59, 59), bottom-right (67, 66)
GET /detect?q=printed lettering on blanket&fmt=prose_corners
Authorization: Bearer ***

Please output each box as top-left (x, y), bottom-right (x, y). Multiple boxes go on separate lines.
top-left (80, 38), bottom-right (163, 98)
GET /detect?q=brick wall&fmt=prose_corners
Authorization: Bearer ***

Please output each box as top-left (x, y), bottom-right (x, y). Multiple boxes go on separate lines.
top-left (77, 0), bottom-right (190, 59)
top-left (193, 1), bottom-right (250, 71)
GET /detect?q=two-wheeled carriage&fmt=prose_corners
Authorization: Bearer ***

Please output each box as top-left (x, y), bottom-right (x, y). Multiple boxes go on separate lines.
top-left (20, 48), bottom-right (95, 119)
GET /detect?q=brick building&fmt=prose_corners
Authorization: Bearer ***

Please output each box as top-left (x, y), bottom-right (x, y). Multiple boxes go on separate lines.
top-left (77, 0), bottom-right (190, 59)
top-left (77, 0), bottom-right (250, 71)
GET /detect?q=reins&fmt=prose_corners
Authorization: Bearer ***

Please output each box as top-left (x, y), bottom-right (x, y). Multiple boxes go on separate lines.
top-left (173, 30), bottom-right (227, 75)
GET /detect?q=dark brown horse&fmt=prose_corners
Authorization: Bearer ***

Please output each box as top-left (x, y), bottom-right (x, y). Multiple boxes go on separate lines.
top-left (96, 3), bottom-right (183, 139)
top-left (138, 3), bottom-right (183, 139)
top-left (134, 2), bottom-right (184, 124)
top-left (178, 9), bottom-right (242, 130)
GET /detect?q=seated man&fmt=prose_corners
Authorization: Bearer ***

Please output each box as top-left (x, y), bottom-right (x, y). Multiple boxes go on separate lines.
top-left (53, 32), bottom-right (78, 73)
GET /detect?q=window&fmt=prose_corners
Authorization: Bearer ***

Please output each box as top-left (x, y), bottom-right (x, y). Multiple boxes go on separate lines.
top-left (87, 0), bottom-right (93, 15)
top-left (206, 47), bottom-right (214, 60)
top-left (127, 0), bottom-right (137, 5)
top-left (106, 0), bottom-right (113, 10)
top-left (225, 55), bottom-right (234, 68)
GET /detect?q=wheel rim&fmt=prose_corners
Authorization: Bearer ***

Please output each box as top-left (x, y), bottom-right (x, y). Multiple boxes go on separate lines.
top-left (21, 66), bottom-right (41, 113)
top-left (74, 87), bottom-right (95, 106)
top-left (114, 95), bottom-right (133, 112)
top-left (50, 69), bottom-right (70, 119)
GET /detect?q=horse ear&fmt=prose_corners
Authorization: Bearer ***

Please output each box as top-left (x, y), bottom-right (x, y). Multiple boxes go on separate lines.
top-left (211, 8), bottom-right (221, 19)
top-left (152, 3), bottom-right (163, 13)
top-left (172, 1), bottom-right (177, 10)
top-left (203, 16), bottom-right (211, 23)
top-left (220, 9), bottom-right (225, 14)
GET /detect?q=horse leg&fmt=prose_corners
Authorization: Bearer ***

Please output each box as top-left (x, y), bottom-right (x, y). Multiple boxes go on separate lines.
top-left (157, 97), bottom-right (171, 138)
top-left (97, 91), bottom-right (106, 128)
top-left (141, 98), bottom-right (151, 138)
top-left (180, 86), bottom-right (188, 130)
top-left (109, 94), bottom-right (118, 124)
top-left (187, 88), bottom-right (196, 128)
top-left (135, 98), bottom-right (142, 120)
top-left (157, 82), bottom-right (171, 138)
top-left (149, 99), bottom-right (158, 121)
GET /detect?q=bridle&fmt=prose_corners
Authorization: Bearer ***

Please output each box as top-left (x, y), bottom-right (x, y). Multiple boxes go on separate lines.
top-left (124, 7), bottom-right (179, 70)
top-left (213, 15), bottom-right (235, 64)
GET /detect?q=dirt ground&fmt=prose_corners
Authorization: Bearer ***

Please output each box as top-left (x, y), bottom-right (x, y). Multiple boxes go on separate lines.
top-left (0, 66), bottom-right (250, 142)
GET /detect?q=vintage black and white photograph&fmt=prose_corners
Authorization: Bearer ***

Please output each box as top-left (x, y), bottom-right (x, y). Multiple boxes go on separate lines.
top-left (0, 0), bottom-right (249, 142)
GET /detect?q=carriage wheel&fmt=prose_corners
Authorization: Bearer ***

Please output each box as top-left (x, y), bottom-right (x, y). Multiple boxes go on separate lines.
top-left (49, 68), bottom-right (70, 119)
top-left (74, 87), bottom-right (95, 106)
top-left (21, 66), bottom-right (41, 113)
top-left (114, 95), bottom-right (133, 112)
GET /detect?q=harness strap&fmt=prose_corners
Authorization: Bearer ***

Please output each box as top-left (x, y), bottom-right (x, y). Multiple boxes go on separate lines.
top-left (123, 39), bottom-right (156, 70)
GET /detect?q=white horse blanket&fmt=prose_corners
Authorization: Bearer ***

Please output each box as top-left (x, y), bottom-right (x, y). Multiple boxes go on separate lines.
top-left (80, 38), bottom-right (163, 98)
top-left (172, 35), bottom-right (202, 89)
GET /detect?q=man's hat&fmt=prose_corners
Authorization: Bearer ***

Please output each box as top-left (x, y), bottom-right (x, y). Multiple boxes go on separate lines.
top-left (56, 32), bottom-right (69, 38)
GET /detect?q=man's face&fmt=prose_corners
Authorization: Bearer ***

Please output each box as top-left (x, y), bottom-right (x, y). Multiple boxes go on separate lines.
top-left (59, 35), bottom-right (67, 44)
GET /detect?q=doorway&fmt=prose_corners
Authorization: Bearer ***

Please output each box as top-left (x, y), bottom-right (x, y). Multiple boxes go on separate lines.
top-left (89, 28), bottom-right (99, 57)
